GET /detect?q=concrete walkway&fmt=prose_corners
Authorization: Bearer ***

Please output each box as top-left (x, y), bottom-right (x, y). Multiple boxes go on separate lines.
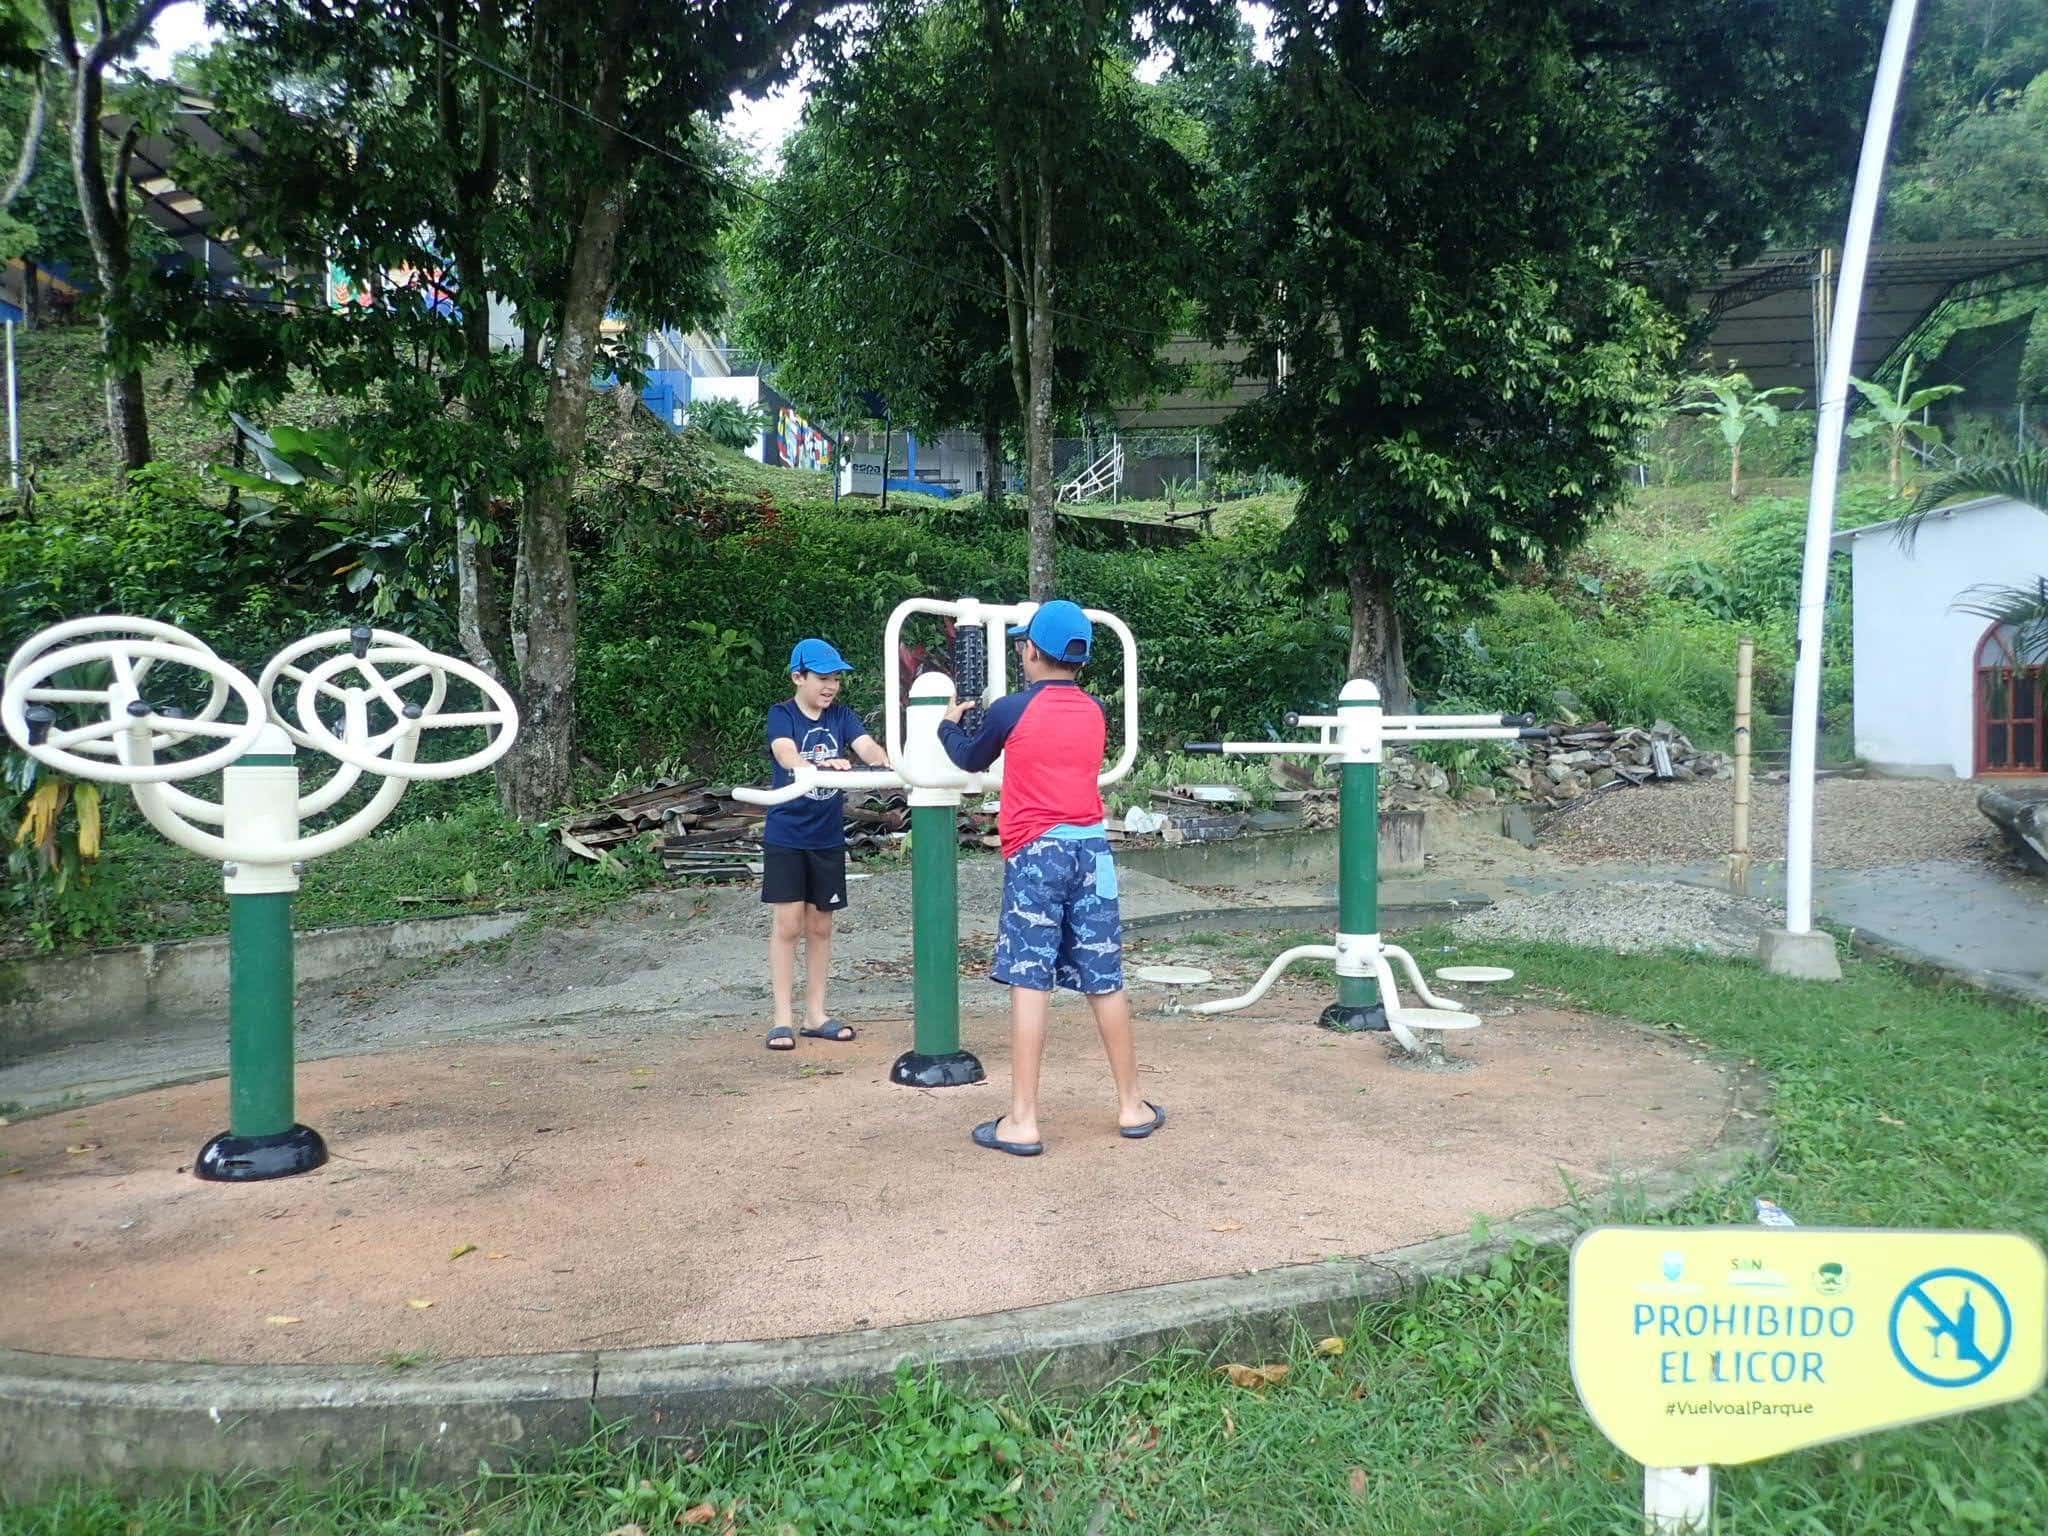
top-left (1381, 857), bottom-right (2048, 1009)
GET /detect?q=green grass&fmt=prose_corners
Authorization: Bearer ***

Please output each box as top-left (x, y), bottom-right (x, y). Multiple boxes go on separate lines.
top-left (3, 793), bottom-right (665, 956)
top-left (6, 938), bottom-right (2042, 1533)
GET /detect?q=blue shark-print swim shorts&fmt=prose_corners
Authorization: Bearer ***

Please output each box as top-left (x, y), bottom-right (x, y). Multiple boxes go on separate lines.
top-left (992, 828), bottom-right (1124, 995)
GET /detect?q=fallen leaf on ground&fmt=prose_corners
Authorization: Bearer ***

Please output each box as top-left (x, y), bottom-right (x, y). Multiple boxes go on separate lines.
top-left (3, 1168), bottom-right (21, 1176)
top-left (627, 1083), bottom-right (650, 1090)
top-left (601, 1527), bottom-right (646, 1536)
top-left (679, 1504), bottom-right (717, 1525)
top-left (65, 1142), bottom-right (101, 1155)
top-left (1222, 1408), bottom-right (1236, 1438)
top-left (487, 1252), bottom-right (510, 1260)
top-left (1348, 1467), bottom-right (1368, 1496)
top-left (1216, 1362), bottom-right (1290, 1389)
top-left (265, 1315), bottom-right (302, 1327)
top-left (1210, 1220), bottom-right (1244, 1233)
top-left (1877, 1113), bottom-right (1906, 1128)
top-left (408, 1298), bottom-right (435, 1309)
top-left (450, 1243), bottom-right (477, 1261)
top-left (1315, 1336), bottom-right (1347, 1357)
top-left (247, 1267), bottom-right (265, 1276)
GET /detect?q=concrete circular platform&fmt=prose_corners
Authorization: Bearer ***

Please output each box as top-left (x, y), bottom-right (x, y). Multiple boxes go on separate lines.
top-left (0, 990), bottom-right (1769, 1494)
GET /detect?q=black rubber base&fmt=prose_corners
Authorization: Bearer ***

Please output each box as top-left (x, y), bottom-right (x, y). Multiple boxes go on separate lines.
top-left (195, 1124), bottom-right (329, 1182)
top-left (890, 1049), bottom-right (986, 1088)
top-left (1318, 1000), bottom-right (1390, 1034)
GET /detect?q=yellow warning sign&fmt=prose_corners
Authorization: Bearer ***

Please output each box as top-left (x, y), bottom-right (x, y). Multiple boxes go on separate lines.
top-left (1570, 1227), bottom-right (2047, 1466)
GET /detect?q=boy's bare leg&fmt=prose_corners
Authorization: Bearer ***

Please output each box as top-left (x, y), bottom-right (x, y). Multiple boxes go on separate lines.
top-left (769, 902), bottom-right (803, 1034)
top-left (1002, 986), bottom-right (1051, 1143)
top-left (804, 907), bottom-right (838, 1030)
top-left (1086, 989), bottom-right (1153, 1128)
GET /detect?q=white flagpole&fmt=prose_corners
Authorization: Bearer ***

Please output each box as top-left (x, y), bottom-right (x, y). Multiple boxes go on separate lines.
top-left (1774, 0), bottom-right (1921, 975)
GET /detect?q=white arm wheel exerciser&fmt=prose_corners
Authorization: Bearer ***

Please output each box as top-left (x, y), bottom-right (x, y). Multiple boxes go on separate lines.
top-left (2, 637), bottom-right (269, 784)
top-left (4, 616), bottom-right (231, 757)
top-left (257, 626), bottom-right (447, 752)
top-left (297, 646), bottom-right (519, 780)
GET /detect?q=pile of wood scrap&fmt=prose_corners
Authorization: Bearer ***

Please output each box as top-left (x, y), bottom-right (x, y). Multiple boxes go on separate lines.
top-left (556, 779), bottom-right (1001, 880)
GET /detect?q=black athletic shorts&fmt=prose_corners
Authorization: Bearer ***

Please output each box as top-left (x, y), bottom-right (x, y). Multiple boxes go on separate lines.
top-left (760, 844), bottom-right (848, 911)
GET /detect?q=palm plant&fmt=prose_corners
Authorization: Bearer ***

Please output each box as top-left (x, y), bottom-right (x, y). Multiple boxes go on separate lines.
top-left (1846, 353), bottom-right (1965, 495)
top-left (1894, 449), bottom-right (2048, 659)
top-left (1676, 369), bottom-right (1801, 499)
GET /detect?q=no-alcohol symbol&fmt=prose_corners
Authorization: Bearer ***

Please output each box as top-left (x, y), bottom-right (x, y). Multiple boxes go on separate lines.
top-left (1889, 1268), bottom-right (2014, 1389)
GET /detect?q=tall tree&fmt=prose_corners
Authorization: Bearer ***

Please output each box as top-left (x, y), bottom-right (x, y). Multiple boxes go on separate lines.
top-left (36, 0), bottom-right (179, 472)
top-left (830, 0), bottom-right (1212, 597)
top-left (1206, 0), bottom-right (1883, 710)
top-left (731, 44), bottom-right (1199, 518)
top-left (188, 0), bottom-right (842, 819)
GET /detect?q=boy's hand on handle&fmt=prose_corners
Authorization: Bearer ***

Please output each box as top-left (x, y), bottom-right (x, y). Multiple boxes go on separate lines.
top-left (945, 700), bottom-right (973, 725)
top-left (820, 757), bottom-right (853, 771)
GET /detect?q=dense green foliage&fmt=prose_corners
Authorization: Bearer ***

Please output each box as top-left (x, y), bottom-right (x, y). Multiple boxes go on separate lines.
top-left (1202, 0), bottom-right (1882, 706)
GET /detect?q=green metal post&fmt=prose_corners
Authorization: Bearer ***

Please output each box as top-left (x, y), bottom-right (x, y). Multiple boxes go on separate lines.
top-left (1336, 758), bottom-right (1381, 1013)
top-left (228, 891), bottom-right (296, 1137)
top-left (910, 801), bottom-right (959, 1057)
top-left (891, 794), bottom-right (985, 1086)
top-left (195, 742), bottom-right (327, 1181)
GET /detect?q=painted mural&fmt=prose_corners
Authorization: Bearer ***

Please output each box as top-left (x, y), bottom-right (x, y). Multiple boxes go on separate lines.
top-left (778, 406), bottom-right (834, 471)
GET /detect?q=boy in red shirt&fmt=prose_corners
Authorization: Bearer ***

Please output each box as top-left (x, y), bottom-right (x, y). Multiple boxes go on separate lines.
top-left (940, 600), bottom-right (1165, 1155)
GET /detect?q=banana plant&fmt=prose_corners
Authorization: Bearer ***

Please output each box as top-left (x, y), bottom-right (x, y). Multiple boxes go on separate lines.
top-left (1677, 369), bottom-right (1802, 499)
top-left (213, 414), bottom-right (441, 617)
top-left (1846, 354), bottom-right (1965, 495)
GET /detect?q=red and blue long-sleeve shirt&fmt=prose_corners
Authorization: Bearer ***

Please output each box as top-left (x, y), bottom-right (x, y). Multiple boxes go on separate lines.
top-left (939, 679), bottom-right (1107, 858)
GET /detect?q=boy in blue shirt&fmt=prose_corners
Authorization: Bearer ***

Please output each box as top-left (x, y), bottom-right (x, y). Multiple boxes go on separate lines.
top-left (762, 638), bottom-right (890, 1052)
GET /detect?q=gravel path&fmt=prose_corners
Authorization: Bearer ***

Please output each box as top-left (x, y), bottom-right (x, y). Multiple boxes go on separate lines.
top-left (1454, 880), bottom-right (1773, 957)
top-left (1540, 777), bottom-right (2006, 868)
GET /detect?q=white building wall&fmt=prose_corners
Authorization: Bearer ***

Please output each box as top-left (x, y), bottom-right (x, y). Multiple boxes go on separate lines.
top-left (1845, 498), bottom-right (2048, 776)
top-left (687, 375), bottom-right (769, 460)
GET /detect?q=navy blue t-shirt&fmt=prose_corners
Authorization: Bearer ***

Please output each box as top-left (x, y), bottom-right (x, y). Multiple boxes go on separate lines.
top-left (763, 699), bottom-right (870, 850)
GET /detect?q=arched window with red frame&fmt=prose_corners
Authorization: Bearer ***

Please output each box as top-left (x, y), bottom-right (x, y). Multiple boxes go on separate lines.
top-left (1976, 620), bottom-right (2047, 774)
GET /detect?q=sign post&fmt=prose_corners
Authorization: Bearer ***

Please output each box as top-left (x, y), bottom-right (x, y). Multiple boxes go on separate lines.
top-left (1571, 1227), bottom-right (2046, 1532)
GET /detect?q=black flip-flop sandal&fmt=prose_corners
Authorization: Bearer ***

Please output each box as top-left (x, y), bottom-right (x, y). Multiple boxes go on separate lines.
top-left (766, 1025), bottom-right (796, 1051)
top-left (972, 1118), bottom-right (1044, 1157)
top-left (800, 1019), bottom-right (856, 1042)
top-left (1120, 1102), bottom-right (1167, 1139)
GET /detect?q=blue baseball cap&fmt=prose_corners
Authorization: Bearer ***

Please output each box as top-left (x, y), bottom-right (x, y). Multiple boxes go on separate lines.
top-left (1007, 599), bottom-right (1093, 664)
top-left (789, 638), bottom-right (853, 675)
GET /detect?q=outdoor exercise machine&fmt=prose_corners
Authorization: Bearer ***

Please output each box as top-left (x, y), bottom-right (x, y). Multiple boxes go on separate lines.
top-left (2, 617), bottom-right (518, 1181)
top-left (1188, 680), bottom-right (1547, 1053)
top-left (733, 596), bottom-right (1139, 1087)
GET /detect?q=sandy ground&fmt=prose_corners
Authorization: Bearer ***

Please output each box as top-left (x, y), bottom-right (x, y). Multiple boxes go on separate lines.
top-left (0, 987), bottom-right (1732, 1366)
top-left (1541, 776), bottom-right (2015, 869)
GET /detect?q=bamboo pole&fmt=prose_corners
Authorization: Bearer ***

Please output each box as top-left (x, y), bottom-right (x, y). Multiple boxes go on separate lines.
top-left (1730, 635), bottom-right (1755, 893)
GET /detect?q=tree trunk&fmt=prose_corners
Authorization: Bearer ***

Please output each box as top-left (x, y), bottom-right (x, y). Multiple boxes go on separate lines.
top-left (1024, 165), bottom-right (1057, 601)
top-left (1729, 440), bottom-right (1740, 499)
top-left (497, 172), bottom-right (627, 820)
top-left (1347, 564), bottom-right (1412, 714)
top-left (64, 52), bottom-right (151, 474)
top-left (982, 420), bottom-right (1002, 513)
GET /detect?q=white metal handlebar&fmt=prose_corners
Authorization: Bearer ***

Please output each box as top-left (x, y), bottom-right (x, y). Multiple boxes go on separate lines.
top-left (297, 647), bottom-right (518, 780)
top-left (2, 638), bottom-right (269, 784)
top-left (730, 765), bottom-right (906, 806)
top-left (4, 616), bottom-right (231, 757)
top-left (879, 596), bottom-right (1139, 788)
